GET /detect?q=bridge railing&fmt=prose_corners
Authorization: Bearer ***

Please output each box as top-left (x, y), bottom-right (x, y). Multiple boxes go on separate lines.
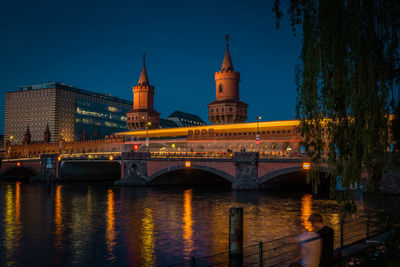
top-left (150, 152), bottom-right (234, 159)
top-left (149, 151), bottom-right (312, 161)
top-left (165, 211), bottom-right (390, 267)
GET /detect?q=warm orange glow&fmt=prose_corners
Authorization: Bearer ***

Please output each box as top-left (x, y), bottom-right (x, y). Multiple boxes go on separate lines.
top-left (141, 207), bottom-right (156, 266)
top-left (185, 161), bottom-right (191, 168)
top-left (116, 120), bottom-right (300, 138)
top-left (106, 189), bottom-right (116, 259)
top-left (302, 162), bottom-right (311, 170)
top-left (15, 182), bottom-right (20, 223)
top-left (109, 155), bottom-right (114, 161)
top-left (16, 162), bottom-right (20, 167)
top-left (54, 185), bottom-right (63, 248)
top-left (183, 189), bottom-right (194, 257)
top-left (57, 156), bottom-right (62, 162)
top-left (301, 194), bottom-right (313, 232)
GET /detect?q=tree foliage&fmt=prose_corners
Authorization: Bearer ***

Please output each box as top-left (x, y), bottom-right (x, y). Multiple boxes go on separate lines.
top-left (274, 0), bottom-right (400, 199)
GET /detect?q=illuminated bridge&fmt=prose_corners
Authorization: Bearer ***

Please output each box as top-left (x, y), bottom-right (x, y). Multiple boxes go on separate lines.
top-left (1, 120), bottom-right (332, 189)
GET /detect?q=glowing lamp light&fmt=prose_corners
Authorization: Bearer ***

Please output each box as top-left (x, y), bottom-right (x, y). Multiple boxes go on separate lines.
top-left (57, 156), bottom-right (62, 162)
top-left (109, 155), bottom-right (114, 161)
top-left (302, 162), bottom-right (311, 170)
top-left (256, 140), bottom-right (260, 145)
top-left (133, 144), bottom-right (139, 151)
top-left (185, 161), bottom-right (191, 168)
top-left (17, 162), bottom-right (21, 167)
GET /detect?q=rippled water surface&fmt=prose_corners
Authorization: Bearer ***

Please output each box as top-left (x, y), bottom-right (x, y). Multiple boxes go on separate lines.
top-left (0, 180), bottom-right (397, 266)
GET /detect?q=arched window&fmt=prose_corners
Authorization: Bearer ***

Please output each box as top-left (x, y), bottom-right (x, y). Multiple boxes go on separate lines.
top-left (219, 84), bottom-right (223, 93)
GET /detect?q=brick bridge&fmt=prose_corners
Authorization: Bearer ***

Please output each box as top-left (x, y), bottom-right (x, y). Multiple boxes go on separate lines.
top-left (0, 152), bottom-right (327, 190)
top-left (115, 152), bottom-right (328, 190)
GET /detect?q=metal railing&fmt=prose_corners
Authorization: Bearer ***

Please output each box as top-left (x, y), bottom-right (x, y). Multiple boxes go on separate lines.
top-left (166, 211), bottom-right (390, 267)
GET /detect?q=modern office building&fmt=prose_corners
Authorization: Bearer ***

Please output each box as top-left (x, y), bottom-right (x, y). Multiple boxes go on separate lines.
top-left (4, 82), bottom-right (132, 143)
top-left (164, 111), bottom-right (206, 127)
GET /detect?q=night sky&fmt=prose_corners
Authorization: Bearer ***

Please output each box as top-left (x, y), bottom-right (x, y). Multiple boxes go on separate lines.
top-left (0, 0), bottom-right (301, 134)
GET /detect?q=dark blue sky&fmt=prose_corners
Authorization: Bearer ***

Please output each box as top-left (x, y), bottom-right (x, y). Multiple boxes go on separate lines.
top-left (0, 0), bottom-right (300, 134)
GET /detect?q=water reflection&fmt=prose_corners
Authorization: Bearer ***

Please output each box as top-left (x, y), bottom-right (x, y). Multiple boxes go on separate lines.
top-left (301, 194), bottom-right (313, 231)
top-left (15, 182), bottom-right (20, 224)
top-left (141, 207), bottom-right (156, 266)
top-left (54, 185), bottom-right (63, 245)
top-left (70, 186), bottom-right (94, 265)
top-left (182, 189), bottom-right (194, 258)
top-left (106, 189), bottom-right (116, 260)
top-left (0, 181), bottom-right (397, 267)
top-left (3, 183), bottom-right (21, 266)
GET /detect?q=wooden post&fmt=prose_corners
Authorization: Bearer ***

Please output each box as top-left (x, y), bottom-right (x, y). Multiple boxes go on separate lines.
top-left (340, 220), bottom-right (344, 250)
top-left (229, 207), bottom-right (243, 267)
top-left (259, 241), bottom-right (263, 267)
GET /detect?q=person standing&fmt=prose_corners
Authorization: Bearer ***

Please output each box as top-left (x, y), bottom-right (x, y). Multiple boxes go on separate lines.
top-left (308, 213), bottom-right (334, 267)
top-left (297, 230), bottom-right (322, 267)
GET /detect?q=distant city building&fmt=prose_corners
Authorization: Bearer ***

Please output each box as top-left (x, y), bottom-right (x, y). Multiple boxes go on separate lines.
top-left (208, 35), bottom-right (248, 124)
top-left (165, 111), bottom-right (206, 127)
top-left (4, 82), bottom-right (132, 143)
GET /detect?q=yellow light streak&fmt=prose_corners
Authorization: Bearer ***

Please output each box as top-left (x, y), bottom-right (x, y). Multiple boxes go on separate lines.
top-left (54, 185), bottom-right (63, 247)
top-left (116, 120), bottom-right (301, 137)
top-left (301, 194), bottom-right (313, 232)
top-left (183, 189), bottom-right (194, 257)
top-left (141, 207), bottom-right (156, 266)
top-left (106, 189), bottom-right (116, 259)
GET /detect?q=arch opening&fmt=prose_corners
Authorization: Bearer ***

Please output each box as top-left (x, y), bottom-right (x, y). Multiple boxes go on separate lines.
top-left (261, 171), bottom-right (331, 192)
top-left (2, 167), bottom-right (36, 179)
top-left (61, 161), bottom-right (121, 181)
top-left (149, 168), bottom-right (232, 187)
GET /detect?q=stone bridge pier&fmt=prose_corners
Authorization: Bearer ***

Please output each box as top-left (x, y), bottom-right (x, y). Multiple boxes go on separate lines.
top-left (115, 152), bottom-right (262, 190)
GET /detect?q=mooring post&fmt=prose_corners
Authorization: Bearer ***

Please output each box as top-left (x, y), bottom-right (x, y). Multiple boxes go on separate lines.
top-left (229, 207), bottom-right (243, 267)
top-left (340, 220), bottom-right (344, 250)
top-left (366, 213), bottom-right (370, 239)
top-left (258, 241), bottom-right (263, 267)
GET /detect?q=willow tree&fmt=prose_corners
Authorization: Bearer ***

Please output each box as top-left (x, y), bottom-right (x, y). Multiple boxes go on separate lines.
top-left (274, 0), bottom-right (400, 202)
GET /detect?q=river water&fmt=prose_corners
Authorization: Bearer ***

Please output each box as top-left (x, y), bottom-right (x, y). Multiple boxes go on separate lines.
top-left (0, 180), bottom-right (397, 266)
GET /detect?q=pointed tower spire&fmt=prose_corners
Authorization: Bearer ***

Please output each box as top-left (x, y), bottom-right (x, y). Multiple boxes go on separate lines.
top-left (221, 34), bottom-right (234, 71)
top-left (138, 53), bottom-right (149, 86)
top-left (44, 123), bottom-right (51, 143)
top-left (208, 35), bottom-right (247, 124)
top-left (24, 126), bottom-right (31, 144)
top-left (127, 53), bottom-right (160, 130)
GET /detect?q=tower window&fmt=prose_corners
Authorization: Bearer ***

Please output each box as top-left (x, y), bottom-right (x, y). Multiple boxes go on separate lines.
top-left (229, 107), bottom-right (233, 112)
top-left (219, 84), bottom-right (223, 93)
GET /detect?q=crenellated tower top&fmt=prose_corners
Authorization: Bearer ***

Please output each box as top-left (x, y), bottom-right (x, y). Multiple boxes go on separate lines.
top-left (126, 53), bottom-right (160, 130)
top-left (208, 35), bottom-right (248, 124)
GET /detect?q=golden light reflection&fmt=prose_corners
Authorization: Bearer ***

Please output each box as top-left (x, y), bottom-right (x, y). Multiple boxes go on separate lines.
top-left (141, 207), bottom-right (156, 266)
top-left (183, 189), bottom-right (194, 257)
top-left (301, 194), bottom-right (313, 232)
top-left (54, 185), bottom-right (63, 247)
top-left (4, 184), bottom-right (17, 265)
top-left (106, 189), bottom-right (116, 259)
top-left (15, 182), bottom-right (21, 224)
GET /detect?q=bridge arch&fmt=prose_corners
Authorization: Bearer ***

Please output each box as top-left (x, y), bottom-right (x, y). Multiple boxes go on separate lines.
top-left (147, 164), bottom-right (235, 184)
top-left (259, 166), bottom-right (329, 185)
top-left (1, 166), bottom-right (38, 178)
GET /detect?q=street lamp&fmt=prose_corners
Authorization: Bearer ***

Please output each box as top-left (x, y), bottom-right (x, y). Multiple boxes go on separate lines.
top-left (146, 121), bottom-right (152, 152)
top-left (256, 116), bottom-right (262, 150)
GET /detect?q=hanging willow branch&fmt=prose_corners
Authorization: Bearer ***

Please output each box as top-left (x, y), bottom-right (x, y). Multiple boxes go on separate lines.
top-left (274, 0), bottom-right (400, 199)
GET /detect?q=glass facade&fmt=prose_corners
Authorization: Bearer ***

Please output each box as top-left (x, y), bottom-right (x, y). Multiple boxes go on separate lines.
top-left (75, 99), bottom-right (129, 140)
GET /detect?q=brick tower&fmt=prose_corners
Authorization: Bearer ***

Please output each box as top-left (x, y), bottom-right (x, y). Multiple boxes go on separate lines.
top-left (126, 54), bottom-right (160, 130)
top-left (208, 35), bottom-right (248, 124)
